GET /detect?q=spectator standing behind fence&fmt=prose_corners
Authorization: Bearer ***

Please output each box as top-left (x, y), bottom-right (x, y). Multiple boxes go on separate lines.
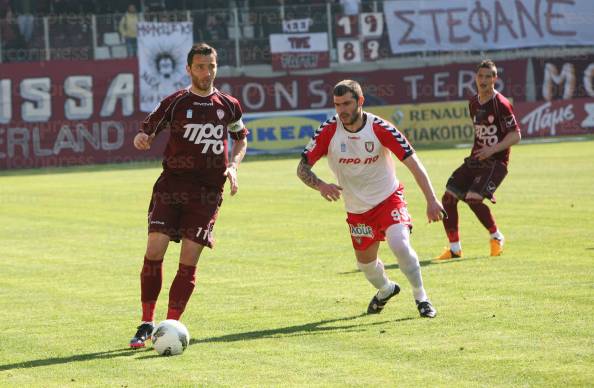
top-left (1, 7), bottom-right (22, 62)
top-left (12, 0), bottom-right (35, 46)
top-left (119, 4), bottom-right (138, 57)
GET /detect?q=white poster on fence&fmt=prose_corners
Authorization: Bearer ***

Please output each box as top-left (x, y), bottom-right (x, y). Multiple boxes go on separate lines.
top-left (137, 22), bottom-right (193, 112)
top-left (383, 0), bottom-right (594, 54)
top-left (269, 32), bottom-right (330, 71)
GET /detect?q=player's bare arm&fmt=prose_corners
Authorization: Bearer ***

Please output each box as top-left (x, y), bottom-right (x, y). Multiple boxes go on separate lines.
top-left (224, 137), bottom-right (247, 196)
top-left (297, 158), bottom-right (343, 202)
top-left (401, 154), bottom-right (445, 222)
top-left (474, 131), bottom-right (521, 161)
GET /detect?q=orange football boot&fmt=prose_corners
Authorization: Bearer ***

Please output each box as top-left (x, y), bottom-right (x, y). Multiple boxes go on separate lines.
top-left (435, 248), bottom-right (462, 260)
top-left (490, 238), bottom-right (504, 256)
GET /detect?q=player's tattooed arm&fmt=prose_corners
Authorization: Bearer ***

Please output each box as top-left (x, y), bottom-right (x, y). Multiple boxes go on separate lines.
top-left (297, 158), bottom-right (343, 201)
top-left (297, 158), bottom-right (323, 190)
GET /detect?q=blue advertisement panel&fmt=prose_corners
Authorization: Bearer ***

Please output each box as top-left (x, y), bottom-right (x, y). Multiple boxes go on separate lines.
top-left (243, 109), bottom-right (334, 155)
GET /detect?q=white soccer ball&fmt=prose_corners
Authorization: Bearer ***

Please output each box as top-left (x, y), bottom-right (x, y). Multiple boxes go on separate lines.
top-left (152, 320), bottom-right (190, 356)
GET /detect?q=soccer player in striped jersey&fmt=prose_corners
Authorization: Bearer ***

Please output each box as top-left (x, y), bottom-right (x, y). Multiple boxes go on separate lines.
top-left (297, 80), bottom-right (445, 318)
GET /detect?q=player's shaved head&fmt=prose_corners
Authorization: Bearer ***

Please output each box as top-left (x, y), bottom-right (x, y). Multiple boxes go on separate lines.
top-left (187, 43), bottom-right (217, 66)
top-left (477, 59), bottom-right (497, 77)
top-left (333, 80), bottom-right (363, 101)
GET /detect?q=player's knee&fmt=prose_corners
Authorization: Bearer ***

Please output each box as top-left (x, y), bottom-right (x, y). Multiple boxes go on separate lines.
top-left (145, 249), bottom-right (165, 261)
top-left (442, 191), bottom-right (458, 206)
top-left (386, 225), bottom-right (412, 258)
top-left (464, 192), bottom-right (484, 205)
top-left (145, 243), bottom-right (167, 261)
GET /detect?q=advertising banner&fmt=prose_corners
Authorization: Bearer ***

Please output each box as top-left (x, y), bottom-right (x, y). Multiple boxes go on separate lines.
top-left (243, 109), bottom-right (333, 154)
top-left (384, 0), bottom-right (594, 54)
top-left (218, 59), bottom-right (527, 111)
top-left (515, 97), bottom-right (594, 137)
top-left (532, 55), bottom-right (594, 101)
top-left (368, 101), bottom-right (474, 145)
top-left (0, 59), bottom-right (164, 170)
top-left (269, 32), bottom-right (330, 71)
top-left (137, 22), bottom-right (193, 112)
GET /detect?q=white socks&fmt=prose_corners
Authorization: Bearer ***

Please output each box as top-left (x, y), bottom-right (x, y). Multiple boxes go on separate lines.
top-left (386, 224), bottom-right (428, 302)
top-left (450, 241), bottom-right (462, 253)
top-left (490, 230), bottom-right (504, 242)
top-left (356, 259), bottom-right (392, 296)
top-left (450, 231), bottom-right (503, 252)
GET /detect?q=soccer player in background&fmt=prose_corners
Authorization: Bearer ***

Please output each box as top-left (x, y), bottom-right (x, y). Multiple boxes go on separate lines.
top-left (436, 59), bottom-right (521, 260)
top-left (297, 80), bottom-right (444, 318)
top-left (129, 43), bottom-right (248, 347)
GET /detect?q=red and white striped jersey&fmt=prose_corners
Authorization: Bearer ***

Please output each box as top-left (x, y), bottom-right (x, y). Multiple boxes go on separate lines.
top-left (302, 112), bottom-right (414, 213)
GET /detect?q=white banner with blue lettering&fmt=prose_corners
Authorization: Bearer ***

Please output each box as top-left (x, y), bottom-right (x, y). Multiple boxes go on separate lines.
top-left (383, 0), bottom-right (594, 54)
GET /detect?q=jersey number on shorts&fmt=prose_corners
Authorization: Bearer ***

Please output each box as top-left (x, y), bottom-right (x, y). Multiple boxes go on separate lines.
top-left (391, 208), bottom-right (410, 222)
top-left (196, 226), bottom-right (212, 240)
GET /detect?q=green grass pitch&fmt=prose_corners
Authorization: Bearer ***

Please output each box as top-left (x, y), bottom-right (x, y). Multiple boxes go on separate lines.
top-left (1, 138), bottom-right (593, 386)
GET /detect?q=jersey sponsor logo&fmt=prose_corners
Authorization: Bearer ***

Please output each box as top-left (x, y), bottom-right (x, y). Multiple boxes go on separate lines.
top-left (217, 109), bottom-right (225, 120)
top-left (349, 223), bottom-right (374, 238)
top-left (504, 115), bottom-right (516, 129)
top-left (193, 101), bottom-right (214, 106)
top-left (365, 141), bottom-right (374, 152)
top-left (339, 156), bottom-right (379, 164)
top-left (183, 123), bottom-right (225, 154)
top-left (474, 124), bottom-right (498, 146)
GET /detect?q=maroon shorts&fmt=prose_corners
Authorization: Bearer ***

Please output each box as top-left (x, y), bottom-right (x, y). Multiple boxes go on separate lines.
top-left (446, 158), bottom-right (508, 202)
top-left (346, 189), bottom-right (412, 251)
top-left (147, 173), bottom-right (222, 248)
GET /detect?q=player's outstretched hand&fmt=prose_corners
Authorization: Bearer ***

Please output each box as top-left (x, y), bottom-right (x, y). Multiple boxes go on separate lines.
top-left (133, 132), bottom-right (153, 150)
top-left (224, 164), bottom-right (238, 196)
top-left (427, 199), bottom-right (446, 223)
top-left (319, 182), bottom-right (342, 202)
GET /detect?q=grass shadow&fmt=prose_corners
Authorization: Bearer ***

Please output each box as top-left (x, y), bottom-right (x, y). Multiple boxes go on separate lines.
top-left (0, 315), bottom-right (417, 367)
top-left (338, 255), bottom-right (488, 275)
top-left (136, 314), bottom-right (415, 359)
top-left (0, 347), bottom-right (149, 371)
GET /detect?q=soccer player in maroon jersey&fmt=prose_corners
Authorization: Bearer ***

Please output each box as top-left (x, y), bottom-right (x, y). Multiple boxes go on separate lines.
top-left (129, 43), bottom-right (248, 347)
top-left (436, 60), bottom-right (521, 260)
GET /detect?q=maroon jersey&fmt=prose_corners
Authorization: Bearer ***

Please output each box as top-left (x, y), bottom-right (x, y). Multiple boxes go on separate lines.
top-left (142, 87), bottom-right (248, 189)
top-left (469, 92), bottom-right (520, 165)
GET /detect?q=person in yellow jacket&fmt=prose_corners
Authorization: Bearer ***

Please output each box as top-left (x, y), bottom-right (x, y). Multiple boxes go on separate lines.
top-left (119, 4), bottom-right (138, 57)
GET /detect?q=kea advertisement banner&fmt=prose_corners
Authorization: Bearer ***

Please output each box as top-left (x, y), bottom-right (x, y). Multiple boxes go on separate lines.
top-left (243, 109), bottom-right (334, 154)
